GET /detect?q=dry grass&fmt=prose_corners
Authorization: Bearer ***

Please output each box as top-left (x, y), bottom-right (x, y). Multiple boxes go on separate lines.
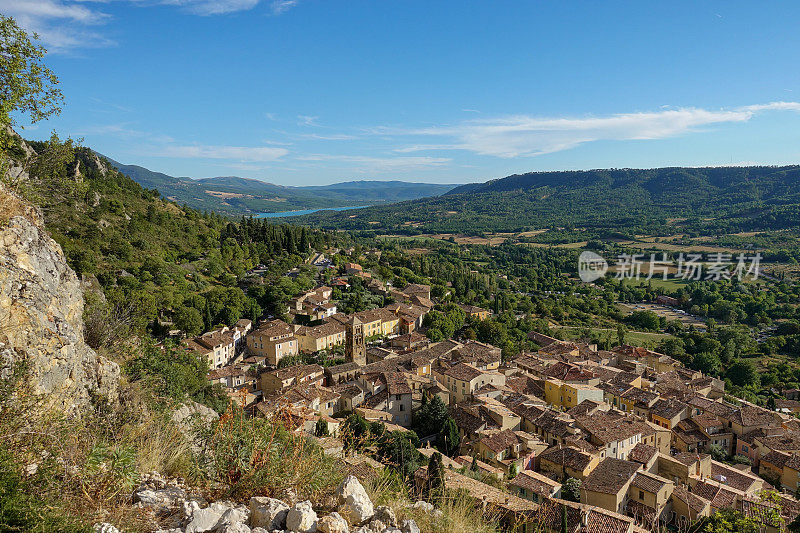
top-left (0, 186), bottom-right (28, 227)
top-left (0, 367), bottom-right (196, 532)
top-left (365, 473), bottom-right (501, 533)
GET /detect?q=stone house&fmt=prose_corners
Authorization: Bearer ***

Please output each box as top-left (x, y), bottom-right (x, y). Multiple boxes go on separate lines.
top-left (437, 362), bottom-right (506, 403)
top-left (246, 319), bottom-right (298, 366)
top-left (508, 470), bottom-right (562, 502)
top-left (538, 447), bottom-right (599, 481)
top-left (259, 363), bottom-right (324, 395)
top-left (581, 458), bottom-right (641, 514)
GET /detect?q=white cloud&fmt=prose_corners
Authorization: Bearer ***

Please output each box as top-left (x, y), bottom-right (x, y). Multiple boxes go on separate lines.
top-left (159, 144), bottom-right (288, 161)
top-left (1, 0), bottom-right (114, 50)
top-left (297, 133), bottom-right (359, 141)
top-left (269, 0), bottom-right (296, 15)
top-left (159, 0), bottom-right (260, 16)
top-left (297, 115), bottom-right (319, 126)
top-left (393, 102), bottom-right (800, 158)
top-left (0, 0), bottom-right (272, 51)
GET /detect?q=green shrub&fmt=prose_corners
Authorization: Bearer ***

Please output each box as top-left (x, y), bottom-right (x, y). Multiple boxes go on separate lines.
top-left (0, 446), bottom-right (90, 533)
top-left (125, 340), bottom-right (229, 412)
top-left (193, 404), bottom-right (343, 500)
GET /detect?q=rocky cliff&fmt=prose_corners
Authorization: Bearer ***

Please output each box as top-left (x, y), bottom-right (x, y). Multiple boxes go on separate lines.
top-left (0, 184), bottom-right (119, 412)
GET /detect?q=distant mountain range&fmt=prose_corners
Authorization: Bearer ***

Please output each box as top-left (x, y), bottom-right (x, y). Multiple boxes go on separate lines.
top-left (293, 165), bottom-right (800, 236)
top-left (105, 157), bottom-right (459, 217)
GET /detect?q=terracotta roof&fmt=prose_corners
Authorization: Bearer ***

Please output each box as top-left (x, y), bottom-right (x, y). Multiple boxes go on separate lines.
top-left (296, 320), bottom-right (346, 339)
top-left (760, 450), bottom-right (790, 470)
top-left (361, 389), bottom-right (388, 409)
top-left (628, 443), bottom-right (657, 466)
top-left (755, 433), bottom-right (800, 452)
top-left (539, 447), bottom-right (594, 471)
top-left (443, 362), bottom-right (484, 382)
top-left (673, 452), bottom-right (709, 466)
top-left (479, 429), bottom-right (522, 453)
top-left (671, 484), bottom-right (709, 513)
top-left (450, 405), bottom-right (492, 435)
top-left (508, 470), bottom-right (561, 496)
top-left (620, 387), bottom-right (660, 407)
top-left (582, 458), bottom-right (640, 495)
top-left (650, 398), bottom-right (687, 420)
top-left (208, 365), bottom-right (248, 380)
top-left (253, 319), bottom-right (293, 339)
top-left (575, 412), bottom-right (651, 445)
top-left (710, 462), bottom-right (760, 492)
top-left (584, 507), bottom-right (637, 533)
top-left (268, 363), bottom-right (323, 380)
top-left (631, 471), bottom-right (669, 494)
top-left (691, 480), bottom-right (739, 509)
top-left (731, 403), bottom-right (777, 427)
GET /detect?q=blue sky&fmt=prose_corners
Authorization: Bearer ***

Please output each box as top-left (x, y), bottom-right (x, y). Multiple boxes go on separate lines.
top-left (4, 1), bottom-right (800, 185)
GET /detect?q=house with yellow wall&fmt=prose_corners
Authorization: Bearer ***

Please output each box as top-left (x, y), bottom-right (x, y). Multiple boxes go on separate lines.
top-left (544, 378), bottom-right (603, 410)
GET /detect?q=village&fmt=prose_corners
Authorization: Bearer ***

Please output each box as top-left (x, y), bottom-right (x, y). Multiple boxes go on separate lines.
top-left (179, 257), bottom-right (800, 533)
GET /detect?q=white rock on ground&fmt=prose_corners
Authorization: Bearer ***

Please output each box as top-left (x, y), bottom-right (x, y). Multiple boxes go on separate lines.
top-left (218, 505), bottom-right (251, 526)
top-left (410, 501), bottom-right (433, 513)
top-left (316, 512), bottom-right (349, 533)
top-left (286, 500), bottom-right (318, 533)
top-left (183, 500), bottom-right (202, 520)
top-left (184, 507), bottom-right (223, 533)
top-left (93, 524), bottom-right (121, 533)
top-left (336, 476), bottom-right (374, 525)
top-left (401, 519), bottom-right (420, 533)
top-left (218, 523), bottom-right (251, 533)
top-left (372, 506), bottom-right (396, 527)
top-left (250, 496), bottom-right (290, 530)
top-left (135, 486), bottom-right (187, 509)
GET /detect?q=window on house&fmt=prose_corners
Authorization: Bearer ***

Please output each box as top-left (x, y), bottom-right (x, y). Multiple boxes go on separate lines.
top-left (399, 404), bottom-right (404, 411)
top-left (639, 490), bottom-right (644, 499)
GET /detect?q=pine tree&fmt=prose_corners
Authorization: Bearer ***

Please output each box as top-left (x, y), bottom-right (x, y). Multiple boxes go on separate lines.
top-left (427, 452), bottom-right (445, 501)
top-left (205, 300), bottom-right (213, 331)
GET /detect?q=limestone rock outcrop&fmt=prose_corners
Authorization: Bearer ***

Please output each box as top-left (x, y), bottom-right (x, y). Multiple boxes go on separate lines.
top-left (0, 185), bottom-right (119, 412)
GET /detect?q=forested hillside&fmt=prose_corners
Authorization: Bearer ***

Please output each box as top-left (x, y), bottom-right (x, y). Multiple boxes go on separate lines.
top-left (110, 158), bottom-right (456, 217)
top-left (16, 138), bottom-right (342, 340)
top-left (297, 165), bottom-right (800, 238)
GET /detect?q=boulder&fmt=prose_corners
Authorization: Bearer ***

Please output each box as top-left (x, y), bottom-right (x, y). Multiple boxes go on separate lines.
top-left (336, 476), bottom-right (373, 525)
top-left (286, 500), bottom-right (317, 533)
top-left (366, 519), bottom-right (385, 532)
top-left (250, 496), bottom-right (289, 530)
top-left (372, 507), bottom-right (396, 528)
top-left (134, 485), bottom-right (186, 510)
top-left (316, 512), bottom-right (349, 533)
top-left (185, 507), bottom-right (222, 533)
top-left (219, 506), bottom-right (251, 527)
top-left (218, 523), bottom-right (251, 533)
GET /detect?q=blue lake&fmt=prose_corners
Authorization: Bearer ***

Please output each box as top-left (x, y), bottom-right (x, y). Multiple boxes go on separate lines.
top-left (256, 205), bottom-right (369, 218)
